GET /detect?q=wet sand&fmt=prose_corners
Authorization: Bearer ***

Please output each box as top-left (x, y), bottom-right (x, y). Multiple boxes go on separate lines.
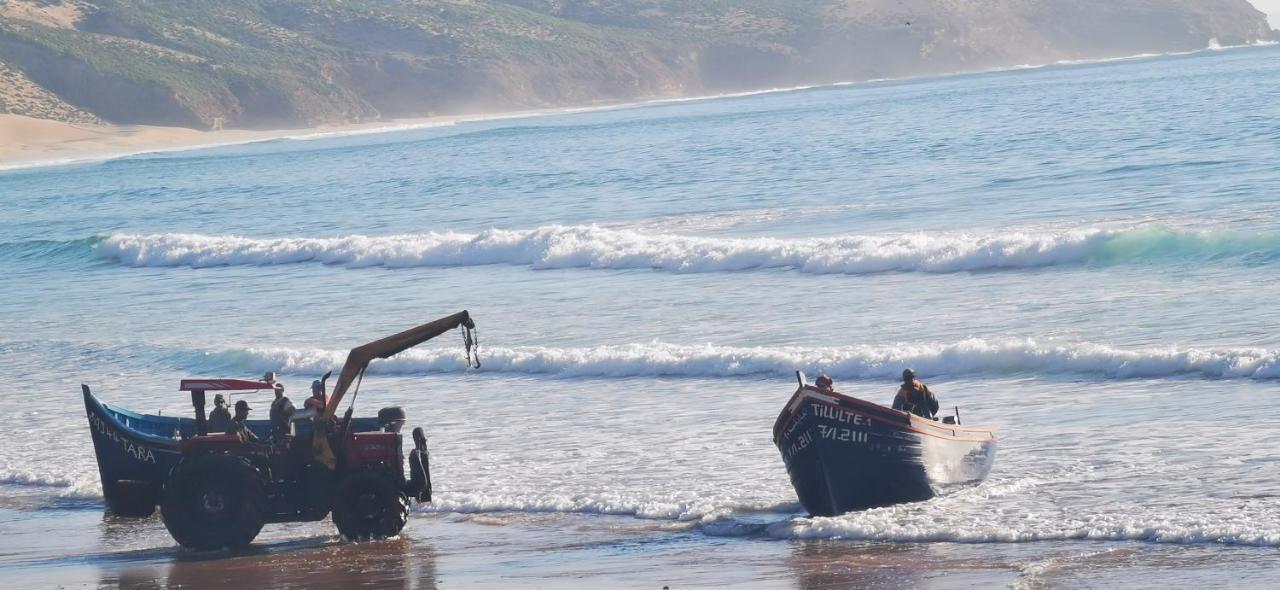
top-left (5, 501), bottom-right (1280, 589)
top-left (0, 502), bottom-right (1012, 590)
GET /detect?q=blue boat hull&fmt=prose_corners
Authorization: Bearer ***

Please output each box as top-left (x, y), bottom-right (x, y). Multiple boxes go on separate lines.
top-left (84, 386), bottom-right (187, 513)
top-left (774, 385), bottom-right (996, 517)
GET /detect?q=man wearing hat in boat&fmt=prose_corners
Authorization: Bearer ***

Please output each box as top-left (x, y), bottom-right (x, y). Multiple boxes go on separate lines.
top-left (207, 393), bottom-right (233, 433)
top-left (227, 399), bottom-right (260, 442)
top-left (893, 368), bottom-right (939, 419)
top-left (304, 377), bottom-right (328, 414)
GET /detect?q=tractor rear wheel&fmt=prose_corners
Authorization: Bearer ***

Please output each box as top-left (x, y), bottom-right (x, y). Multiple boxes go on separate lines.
top-left (160, 454), bottom-right (266, 550)
top-left (332, 472), bottom-right (409, 541)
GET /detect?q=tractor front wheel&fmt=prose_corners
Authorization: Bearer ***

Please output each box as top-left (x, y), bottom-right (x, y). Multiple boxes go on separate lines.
top-left (332, 472), bottom-right (409, 541)
top-left (160, 454), bottom-right (266, 550)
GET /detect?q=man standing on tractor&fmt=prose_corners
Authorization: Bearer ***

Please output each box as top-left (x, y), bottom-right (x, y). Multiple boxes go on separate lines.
top-left (304, 379), bottom-right (327, 414)
top-left (227, 400), bottom-right (259, 442)
top-left (269, 383), bottom-right (295, 443)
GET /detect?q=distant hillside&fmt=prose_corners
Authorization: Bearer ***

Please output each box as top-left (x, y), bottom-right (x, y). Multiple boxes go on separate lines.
top-left (0, 0), bottom-right (1274, 130)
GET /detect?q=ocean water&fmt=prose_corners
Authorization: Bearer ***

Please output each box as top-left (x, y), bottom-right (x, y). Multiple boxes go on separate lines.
top-left (2, 44), bottom-right (1280, 586)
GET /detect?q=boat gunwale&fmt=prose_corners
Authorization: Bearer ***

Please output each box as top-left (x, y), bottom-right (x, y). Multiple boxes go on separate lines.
top-left (84, 385), bottom-right (383, 440)
top-left (773, 386), bottom-right (996, 445)
top-left (84, 387), bottom-right (186, 447)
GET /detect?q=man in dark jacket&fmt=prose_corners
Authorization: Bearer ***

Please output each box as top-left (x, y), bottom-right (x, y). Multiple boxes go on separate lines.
top-left (207, 394), bottom-right (232, 433)
top-left (227, 400), bottom-right (260, 442)
top-left (406, 427), bottom-right (432, 502)
top-left (892, 368), bottom-right (939, 419)
top-left (269, 383), bottom-right (296, 442)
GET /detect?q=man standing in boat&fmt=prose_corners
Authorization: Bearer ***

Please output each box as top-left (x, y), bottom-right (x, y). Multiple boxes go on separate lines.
top-left (893, 368), bottom-right (939, 419)
top-left (207, 394), bottom-right (232, 433)
top-left (227, 400), bottom-right (260, 442)
top-left (304, 378), bottom-right (327, 414)
top-left (269, 383), bottom-right (296, 442)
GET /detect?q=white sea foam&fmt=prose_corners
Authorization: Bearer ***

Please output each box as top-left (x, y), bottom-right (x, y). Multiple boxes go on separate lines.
top-left (96, 224), bottom-right (1278, 274)
top-left (421, 491), bottom-right (795, 522)
top-left (204, 338), bottom-right (1280, 381)
top-left (769, 510), bottom-right (1280, 546)
top-left (415, 486), bottom-right (1280, 547)
top-left (0, 469), bottom-right (102, 500)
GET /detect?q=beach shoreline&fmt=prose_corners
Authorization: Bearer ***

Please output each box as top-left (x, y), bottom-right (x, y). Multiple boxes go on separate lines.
top-left (5, 42), bottom-right (1272, 174)
top-left (0, 112), bottom-right (484, 172)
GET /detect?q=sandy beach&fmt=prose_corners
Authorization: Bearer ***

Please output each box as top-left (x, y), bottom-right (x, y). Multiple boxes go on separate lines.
top-left (0, 112), bottom-right (489, 171)
top-left (0, 114), bottom-right (265, 169)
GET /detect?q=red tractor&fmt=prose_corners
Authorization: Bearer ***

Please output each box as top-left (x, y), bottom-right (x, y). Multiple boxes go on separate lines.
top-left (158, 311), bottom-right (478, 549)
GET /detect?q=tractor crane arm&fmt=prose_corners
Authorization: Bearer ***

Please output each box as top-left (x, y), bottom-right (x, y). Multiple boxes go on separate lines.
top-left (313, 310), bottom-right (477, 468)
top-left (321, 310), bottom-right (476, 423)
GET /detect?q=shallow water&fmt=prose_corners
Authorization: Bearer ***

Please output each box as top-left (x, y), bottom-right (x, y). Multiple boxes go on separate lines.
top-left (2, 44), bottom-right (1280, 588)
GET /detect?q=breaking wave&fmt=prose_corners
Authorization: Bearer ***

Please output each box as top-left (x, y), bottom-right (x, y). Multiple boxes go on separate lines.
top-left (0, 469), bottom-right (102, 500)
top-left (196, 338), bottom-right (1280, 381)
top-left (94, 224), bottom-right (1280, 274)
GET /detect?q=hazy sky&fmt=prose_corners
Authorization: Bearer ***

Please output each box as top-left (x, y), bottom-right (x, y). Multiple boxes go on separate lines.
top-left (1253, 0), bottom-right (1280, 29)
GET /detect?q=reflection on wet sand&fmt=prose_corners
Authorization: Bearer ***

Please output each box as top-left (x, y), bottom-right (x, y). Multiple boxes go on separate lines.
top-left (787, 540), bottom-right (1013, 590)
top-left (100, 536), bottom-right (436, 590)
top-left (789, 541), bottom-right (924, 589)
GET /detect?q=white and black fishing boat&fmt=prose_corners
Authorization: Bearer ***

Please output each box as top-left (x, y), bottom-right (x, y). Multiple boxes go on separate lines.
top-left (773, 372), bottom-right (996, 516)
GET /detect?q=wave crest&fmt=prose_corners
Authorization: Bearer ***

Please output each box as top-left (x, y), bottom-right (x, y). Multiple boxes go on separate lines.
top-left (198, 338), bottom-right (1280, 381)
top-left (95, 225), bottom-right (1280, 274)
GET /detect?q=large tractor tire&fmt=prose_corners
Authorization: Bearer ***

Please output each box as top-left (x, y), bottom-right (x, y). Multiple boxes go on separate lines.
top-left (332, 472), bottom-right (409, 541)
top-left (160, 454), bottom-right (266, 550)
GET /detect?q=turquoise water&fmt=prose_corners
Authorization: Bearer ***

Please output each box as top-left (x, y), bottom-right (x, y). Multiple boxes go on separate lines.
top-left (2, 44), bottom-right (1280, 582)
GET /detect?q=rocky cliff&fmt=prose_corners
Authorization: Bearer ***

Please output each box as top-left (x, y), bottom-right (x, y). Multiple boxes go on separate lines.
top-left (0, 0), bottom-right (1273, 129)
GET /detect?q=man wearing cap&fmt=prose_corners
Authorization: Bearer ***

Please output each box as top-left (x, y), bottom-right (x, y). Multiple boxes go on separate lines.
top-left (893, 368), bottom-right (939, 419)
top-left (304, 379), bottom-right (327, 414)
top-left (227, 399), bottom-right (260, 442)
top-left (207, 394), bottom-right (232, 433)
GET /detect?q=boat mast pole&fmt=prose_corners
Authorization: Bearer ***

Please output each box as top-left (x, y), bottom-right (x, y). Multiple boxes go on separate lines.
top-left (192, 389), bottom-right (207, 436)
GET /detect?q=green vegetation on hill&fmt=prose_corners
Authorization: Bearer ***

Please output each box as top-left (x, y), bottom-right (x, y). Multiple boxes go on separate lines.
top-left (0, 0), bottom-right (1273, 129)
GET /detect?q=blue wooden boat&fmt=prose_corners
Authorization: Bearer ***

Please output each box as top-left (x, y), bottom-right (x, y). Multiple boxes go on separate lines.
top-left (83, 381), bottom-right (383, 516)
top-left (773, 373), bottom-right (997, 517)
